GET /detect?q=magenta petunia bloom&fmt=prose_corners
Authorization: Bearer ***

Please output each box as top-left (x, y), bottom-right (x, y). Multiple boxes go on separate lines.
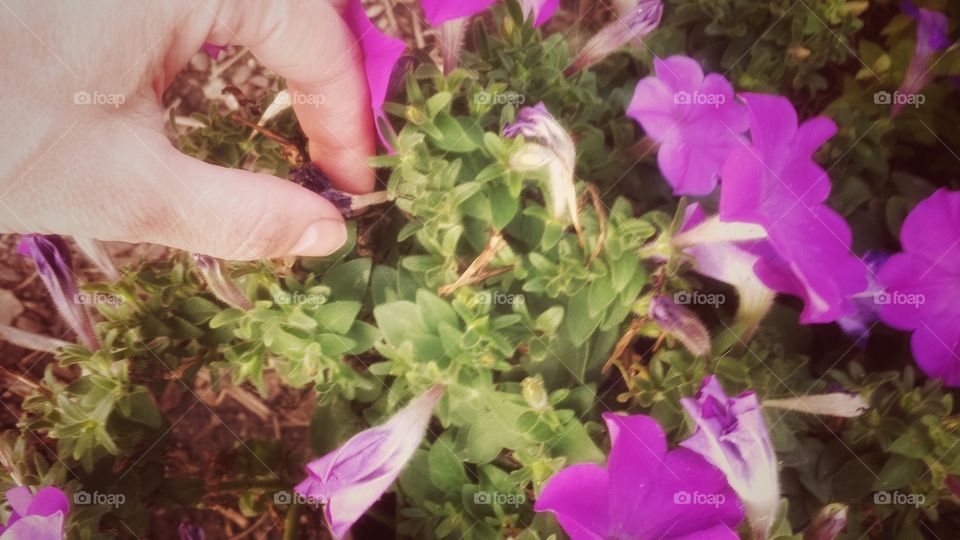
top-left (681, 376), bottom-right (779, 537)
top-left (719, 93), bottom-right (866, 324)
top-left (535, 412), bottom-right (743, 539)
top-left (420, 0), bottom-right (496, 26)
top-left (295, 386), bottom-right (443, 539)
top-left (18, 234), bottom-right (99, 350)
top-left (520, 0), bottom-right (559, 27)
top-left (344, 0), bottom-right (407, 151)
top-left (0, 486), bottom-right (69, 540)
top-left (628, 55), bottom-right (748, 195)
top-left (878, 189), bottom-right (960, 386)
top-left (894, 1), bottom-right (951, 116)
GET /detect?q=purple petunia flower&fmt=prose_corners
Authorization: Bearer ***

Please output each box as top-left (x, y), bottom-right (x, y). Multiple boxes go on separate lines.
top-left (681, 376), bottom-right (779, 538)
top-left (878, 189), bottom-right (960, 386)
top-left (420, 0), bottom-right (496, 26)
top-left (503, 103), bottom-right (580, 231)
top-left (0, 486), bottom-right (69, 540)
top-left (295, 386), bottom-right (443, 539)
top-left (535, 412), bottom-right (743, 539)
top-left (718, 93), bottom-right (866, 324)
top-left (628, 55), bottom-right (748, 195)
top-left (17, 234), bottom-right (99, 350)
top-left (893, 1), bottom-right (951, 116)
top-left (344, 0), bottom-right (407, 151)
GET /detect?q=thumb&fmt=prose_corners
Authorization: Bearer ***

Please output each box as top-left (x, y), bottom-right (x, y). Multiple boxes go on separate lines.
top-left (148, 144), bottom-right (349, 260)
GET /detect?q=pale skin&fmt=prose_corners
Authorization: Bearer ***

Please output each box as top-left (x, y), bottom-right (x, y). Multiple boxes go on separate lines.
top-left (0, 0), bottom-right (375, 260)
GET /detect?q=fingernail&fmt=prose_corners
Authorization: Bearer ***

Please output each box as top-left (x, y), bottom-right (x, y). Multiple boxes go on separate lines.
top-left (288, 220), bottom-right (348, 256)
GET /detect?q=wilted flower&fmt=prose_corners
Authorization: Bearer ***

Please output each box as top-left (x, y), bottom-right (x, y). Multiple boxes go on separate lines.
top-left (565, 0), bottom-right (663, 76)
top-left (503, 103), bottom-right (580, 232)
top-left (719, 93), bottom-right (866, 324)
top-left (675, 204), bottom-right (775, 341)
top-left (628, 55), bottom-right (748, 195)
top-left (535, 412), bottom-right (743, 539)
top-left (893, 1), bottom-right (951, 117)
top-left (344, 0), bottom-right (407, 150)
top-left (648, 294), bottom-right (711, 357)
top-left (295, 386), bottom-right (443, 539)
top-left (878, 189), bottom-right (960, 386)
top-left (194, 255), bottom-right (253, 311)
top-left (519, 0), bottom-right (559, 27)
top-left (18, 234), bottom-right (99, 350)
top-left (803, 503), bottom-right (848, 540)
top-left (681, 376), bottom-right (779, 538)
top-left (0, 486), bottom-right (69, 540)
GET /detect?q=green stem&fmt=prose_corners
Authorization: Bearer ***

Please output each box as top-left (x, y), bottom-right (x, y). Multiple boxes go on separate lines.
top-left (283, 503), bottom-right (302, 540)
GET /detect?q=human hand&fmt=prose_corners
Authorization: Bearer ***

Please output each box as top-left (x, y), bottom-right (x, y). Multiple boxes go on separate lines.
top-left (0, 0), bottom-right (374, 260)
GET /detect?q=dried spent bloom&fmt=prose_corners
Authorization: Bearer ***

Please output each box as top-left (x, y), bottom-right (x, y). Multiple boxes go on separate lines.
top-left (289, 164), bottom-right (353, 214)
top-left (878, 189), bottom-right (960, 386)
top-left (178, 522), bottom-right (205, 540)
top-left (719, 93), bottom-right (866, 324)
top-left (628, 55), bottom-right (748, 195)
top-left (295, 386), bottom-right (444, 539)
top-left (0, 486), bottom-right (69, 540)
top-left (503, 103), bottom-right (580, 232)
top-left (565, 0), bottom-right (663, 76)
top-left (344, 0), bottom-right (407, 151)
top-left (893, 1), bottom-right (951, 116)
top-left (535, 412), bottom-right (743, 539)
top-left (194, 255), bottom-right (253, 311)
top-left (648, 294), bottom-right (711, 357)
top-left (681, 376), bottom-right (780, 538)
top-left (17, 234), bottom-right (99, 350)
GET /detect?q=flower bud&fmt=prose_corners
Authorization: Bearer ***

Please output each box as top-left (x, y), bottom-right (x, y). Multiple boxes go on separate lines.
top-left (565, 0), bottom-right (663, 75)
top-left (194, 255), bottom-right (253, 311)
